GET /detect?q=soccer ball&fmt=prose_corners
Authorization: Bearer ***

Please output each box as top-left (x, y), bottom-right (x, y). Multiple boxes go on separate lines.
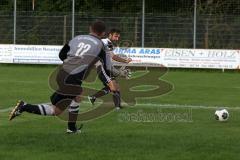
top-left (215, 109), bottom-right (229, 121)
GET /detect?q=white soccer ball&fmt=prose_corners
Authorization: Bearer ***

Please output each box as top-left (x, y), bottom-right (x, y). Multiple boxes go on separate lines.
top-left (215, 109), bottom-right (229, 121)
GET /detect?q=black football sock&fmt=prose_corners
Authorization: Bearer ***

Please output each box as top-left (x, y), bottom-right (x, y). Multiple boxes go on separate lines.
top-left (68, 100), bottom-right (80, 131)
top-left (91, 86), bottom-right (111, 99)
top-left (21, 104), bottom-right (54, 115)
top-left (112, 91), bottom-right (121, 108)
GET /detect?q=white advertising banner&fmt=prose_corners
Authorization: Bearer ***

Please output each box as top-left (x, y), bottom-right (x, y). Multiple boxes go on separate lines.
top-left (113, 47), bottom-right (162, 67)
top-left (0, 44), bottom-right (239, 69)
top-left (161, 48), bottom-right (240, 69)
top-left (12, 45), bottom-right (62, 64)
top-left (0, 44), bottom-right (14, 63)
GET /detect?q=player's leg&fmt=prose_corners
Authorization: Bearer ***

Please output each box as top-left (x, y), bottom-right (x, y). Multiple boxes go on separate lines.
top-left (109, 80), bottom-right (122, 110)
top-left (9, 101), bottom-right (55, 120)
top-left (9, 102), bottom-right (55, 121)
top-left (50, 92), bottom-right (83, 133)
top-left (89, 72), bottom-right (122, 109)
top-left (9, 92), bottom-right (72, 120)
top-left (88, 66), bottom-right (111, 104)
top-left (57, 65), bottom-right (84, 133)
top-left (88, 86), bottom-right (111, 104)
top-left (67, 95), bottom-right (82, 133)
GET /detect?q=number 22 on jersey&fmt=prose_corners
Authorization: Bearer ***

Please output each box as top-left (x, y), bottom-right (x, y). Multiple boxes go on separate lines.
top-left (75, 42), bottom-right (91, 56)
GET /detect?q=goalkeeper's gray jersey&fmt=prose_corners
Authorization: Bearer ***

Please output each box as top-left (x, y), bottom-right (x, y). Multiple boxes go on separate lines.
top-left (67, 34), bottom-right (103, 57)
top-left (63, 34), bottom-right (105, 74)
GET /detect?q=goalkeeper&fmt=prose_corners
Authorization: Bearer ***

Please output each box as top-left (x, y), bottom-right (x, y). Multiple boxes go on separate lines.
top-left (88, 29), bottom-right (132, 110)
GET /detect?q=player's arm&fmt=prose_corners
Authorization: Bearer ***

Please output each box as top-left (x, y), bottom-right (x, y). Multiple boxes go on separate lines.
top-left (111, 66), bottom-right (131, 79)
top-left (98, 49), bottom-right (111, 75)
top-left (59, 44), bottom-right (70, 61)
top-left (111, 53), bottom-right (132, 63)
top-left (102, 39), bottom-right (131, 63)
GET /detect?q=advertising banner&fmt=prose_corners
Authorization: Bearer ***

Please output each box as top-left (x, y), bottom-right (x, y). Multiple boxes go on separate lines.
top-left (0, 44), bottom-right (239, 69)
top-left (12, 45), bottom-right (62, 64)
top-left (113, 47), bottom-right (162, 67)
top-left (161, 48), bottom-right (239, 69)
top-left (0, 45), bottom-right (14, 63)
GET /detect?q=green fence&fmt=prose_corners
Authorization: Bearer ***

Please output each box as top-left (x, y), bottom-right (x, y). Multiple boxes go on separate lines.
top-left (0, 0), bottom-right (239, 49)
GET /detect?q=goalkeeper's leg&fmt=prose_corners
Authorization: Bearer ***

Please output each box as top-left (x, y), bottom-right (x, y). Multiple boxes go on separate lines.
top-left (9, 101), bottom-right (56, 121)
top-left (67, 96), bottom-right (82, 133)
top-left (108, 80), bottom-right (122, 110)
top-left (9, 92), bottom-right (73, 120)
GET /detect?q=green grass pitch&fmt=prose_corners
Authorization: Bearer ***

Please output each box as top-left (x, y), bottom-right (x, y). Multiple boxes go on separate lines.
top-left (0, 64), bottom-right (240, 160)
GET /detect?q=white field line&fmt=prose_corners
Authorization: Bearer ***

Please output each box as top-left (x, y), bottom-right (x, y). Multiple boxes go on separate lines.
top-left (135, 103), bottom-right (240, 110)
top-left (0, 107), bottom-right (13, 113)
top-left (1, 102), bottom-right (240, 113)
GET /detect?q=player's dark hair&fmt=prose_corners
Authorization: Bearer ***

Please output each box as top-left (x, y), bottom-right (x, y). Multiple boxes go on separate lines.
top-left (91, 20), bottom-right (106, 35)
top-left (109, 28), bottom-right (121, 35)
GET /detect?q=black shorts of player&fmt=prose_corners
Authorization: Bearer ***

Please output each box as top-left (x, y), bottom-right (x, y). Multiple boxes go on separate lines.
top-left (97, 65), bottom-right (114, 86)
top-left (50, 92), bottom-right (75, 111)
top-left (50, 66), bottom-right (84, 110)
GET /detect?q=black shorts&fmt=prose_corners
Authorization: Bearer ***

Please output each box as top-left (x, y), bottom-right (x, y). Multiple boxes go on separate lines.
top-left (56, 66), bottom-right (83, 96)
top-left (50, 66), bottom-right (84, 110)
top-left (50, 92), bottom-right (75, 111)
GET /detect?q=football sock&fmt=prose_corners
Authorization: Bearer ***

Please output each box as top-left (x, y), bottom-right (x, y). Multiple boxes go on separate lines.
top-left (112, 91), bottom-right (121, 108)
top-left (68, 100), bottom-right (80, 131)
top-left (21, 103), bottom-right (54, 115)
top-left (91, 86), bottom-right (111, 99)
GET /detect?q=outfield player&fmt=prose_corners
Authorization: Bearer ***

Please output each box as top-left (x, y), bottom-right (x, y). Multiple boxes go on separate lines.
top-left (88, 29), bottom-right (132, 110)
top-left (9, 20), bottom-right (109, 133)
